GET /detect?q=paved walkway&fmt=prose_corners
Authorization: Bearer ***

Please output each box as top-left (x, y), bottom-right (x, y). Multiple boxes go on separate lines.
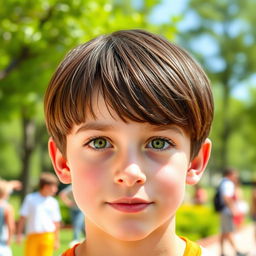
top-left (198, 225), bottom-right (255, 256)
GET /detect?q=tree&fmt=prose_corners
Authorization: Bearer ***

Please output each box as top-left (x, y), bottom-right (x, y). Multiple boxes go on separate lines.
top-left (179, 0), bottom-right (256, 172)
top-left (0, 0), bottom-right (177, 198)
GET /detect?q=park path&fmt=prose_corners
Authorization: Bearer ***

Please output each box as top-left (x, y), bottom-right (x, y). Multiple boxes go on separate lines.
top-left (198, 224), bottom-right (255, 256)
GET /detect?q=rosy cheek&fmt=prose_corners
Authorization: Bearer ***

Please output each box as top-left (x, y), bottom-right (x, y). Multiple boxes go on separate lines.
top-left (71, 163), bottom-right (105, 207)
top-left (154, 166), bottom-right (186, 206)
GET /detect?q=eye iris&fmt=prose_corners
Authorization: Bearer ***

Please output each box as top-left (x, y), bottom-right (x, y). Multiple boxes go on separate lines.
top-left (94, 139), bottom-right (106, 148)
top-left (152, 139), bottom-right (164, 149)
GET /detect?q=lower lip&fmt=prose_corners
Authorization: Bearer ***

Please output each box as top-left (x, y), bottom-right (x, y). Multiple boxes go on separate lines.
top-left (107, 203), bottom-right (151, 213)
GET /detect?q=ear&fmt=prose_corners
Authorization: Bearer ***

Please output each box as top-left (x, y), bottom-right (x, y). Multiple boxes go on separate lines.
top-left (186, 138), bottom-right (212, 185)
top-left (48, 137), bottom-right (71, 184)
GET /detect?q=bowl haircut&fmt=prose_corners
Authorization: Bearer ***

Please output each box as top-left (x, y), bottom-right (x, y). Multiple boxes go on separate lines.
top-left (44, 29), bottom-right (214, 159)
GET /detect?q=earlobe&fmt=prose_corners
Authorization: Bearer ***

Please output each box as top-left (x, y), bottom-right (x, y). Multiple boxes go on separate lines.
top-left (48, 137), bottom-right (72, 184)
top-left (186, 138), bottom-right (211, 185)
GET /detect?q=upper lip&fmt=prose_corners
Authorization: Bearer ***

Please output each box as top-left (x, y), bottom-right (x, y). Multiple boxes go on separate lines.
top-left (108, 197), bottom-right (152, 204)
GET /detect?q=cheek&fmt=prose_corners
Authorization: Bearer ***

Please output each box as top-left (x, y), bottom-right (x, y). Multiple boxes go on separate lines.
top-left (69, 160), bottom-right (106, 211)
top-left (154, 164), bottom-right (187, 208)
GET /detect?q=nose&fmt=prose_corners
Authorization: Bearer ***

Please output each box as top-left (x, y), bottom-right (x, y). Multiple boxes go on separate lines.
top-left (114, 163), bottom-right (146, 187)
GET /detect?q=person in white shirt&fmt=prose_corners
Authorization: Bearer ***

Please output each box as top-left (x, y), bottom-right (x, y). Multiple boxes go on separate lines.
top-left (16, 172), bottom-right (61, 256)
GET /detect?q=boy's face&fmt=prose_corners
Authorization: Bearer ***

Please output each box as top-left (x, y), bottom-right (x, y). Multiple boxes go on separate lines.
top-left (42, 183), bottom-right (58, 197)
top-left (49, 95), bottom-right (211, 241)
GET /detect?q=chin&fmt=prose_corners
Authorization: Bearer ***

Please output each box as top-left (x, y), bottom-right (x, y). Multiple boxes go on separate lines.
top-left (109, 227), bottom-right (152, 242)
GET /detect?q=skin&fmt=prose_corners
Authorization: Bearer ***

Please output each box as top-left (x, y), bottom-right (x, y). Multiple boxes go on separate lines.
top-left (0, 193), bottom-right (15, 246)
top-left (49, 96), bottom-right (211, 256)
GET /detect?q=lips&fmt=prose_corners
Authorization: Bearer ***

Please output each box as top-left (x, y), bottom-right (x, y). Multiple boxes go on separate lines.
top-left (107, 198), bottom-right (153, 213)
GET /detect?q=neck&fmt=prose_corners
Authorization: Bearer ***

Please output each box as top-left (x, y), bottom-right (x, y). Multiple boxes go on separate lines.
top-left (77, 218), bottom-right (186, 256)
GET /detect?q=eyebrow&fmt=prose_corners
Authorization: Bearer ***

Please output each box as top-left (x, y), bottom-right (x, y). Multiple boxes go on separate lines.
top-left (149, 124), bottom-right (185, 136)
top-left (75, 122), bottom-right (114, 134)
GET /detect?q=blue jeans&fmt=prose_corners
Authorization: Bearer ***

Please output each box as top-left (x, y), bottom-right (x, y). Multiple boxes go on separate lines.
top-left (71, 208), bottom-right (85, 240)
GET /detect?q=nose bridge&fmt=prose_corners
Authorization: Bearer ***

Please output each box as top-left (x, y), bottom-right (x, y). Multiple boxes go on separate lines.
top-left (114, 147), bottom-right (146, 186)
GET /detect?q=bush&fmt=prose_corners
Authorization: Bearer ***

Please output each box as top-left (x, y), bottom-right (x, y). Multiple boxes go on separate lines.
top-left (176, 204), bottom-right (219, 241)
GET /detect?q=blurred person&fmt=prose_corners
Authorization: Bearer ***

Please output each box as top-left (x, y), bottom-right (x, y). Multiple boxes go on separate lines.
top-left (59, 185), bottom-right (85, 246)
top-left (193, 184), bottom-right (208, 205)
top-left (233, 181), bottom-right (248, 229)
top-left (0, 179), bottom-right (15, 256)
top-left (251, 185), bottom-right (256, 245)
top-left (218, 168), bottom-right (247, 256)
top-left (0, 178), bottom-right (22, 196)
top-left (16, 172), bottom-right (61, 256)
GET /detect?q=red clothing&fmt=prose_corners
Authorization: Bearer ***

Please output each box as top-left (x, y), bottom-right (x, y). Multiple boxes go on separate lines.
top-left (62, 243), bottom-right (79, 256)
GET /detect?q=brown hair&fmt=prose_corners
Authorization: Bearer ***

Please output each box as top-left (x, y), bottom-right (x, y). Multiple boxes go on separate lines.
top-left (39, 172), bottom-right (58, 189)
top-left (44, 29), bottom-right (214, 159)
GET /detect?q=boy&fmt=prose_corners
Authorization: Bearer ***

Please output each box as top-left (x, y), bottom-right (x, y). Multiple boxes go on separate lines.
top-left (17, 172), bottom-right (61, 256)
top-left (0, 179), bottom-right (15, 256)
top-left (44, 29), bottom-right (214, 256)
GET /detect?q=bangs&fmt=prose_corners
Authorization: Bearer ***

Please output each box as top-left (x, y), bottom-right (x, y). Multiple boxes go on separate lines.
top-left (59, 33), bottom-right (193, 132)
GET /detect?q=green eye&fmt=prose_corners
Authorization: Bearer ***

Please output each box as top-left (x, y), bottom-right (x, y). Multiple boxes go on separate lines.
top-left (151, 139), bottom-right (165, 149)
top-left (90, 138), bottom-right (108, 149)
top-left (148, 138), bottom-right (171, 150)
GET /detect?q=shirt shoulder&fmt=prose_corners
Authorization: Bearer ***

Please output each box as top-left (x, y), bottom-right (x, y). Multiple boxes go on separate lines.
top-left (25, 192), bottom-right (37, 199)
top-left (181, 236), bottom-right (201, 255)
top-left (220, 179), bottom-right (234, 196)
top-left (61, 244), bottom-right (79, 256)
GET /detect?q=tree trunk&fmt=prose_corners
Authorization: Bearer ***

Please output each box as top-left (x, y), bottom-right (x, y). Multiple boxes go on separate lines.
top-left (219, 79), bottom-right (231, 172)
top-left (19, 114), bottom-right (36, 201)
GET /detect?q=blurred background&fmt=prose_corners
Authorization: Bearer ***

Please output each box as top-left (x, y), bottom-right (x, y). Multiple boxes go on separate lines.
top-left (1, 0), bottom-right (256, 254)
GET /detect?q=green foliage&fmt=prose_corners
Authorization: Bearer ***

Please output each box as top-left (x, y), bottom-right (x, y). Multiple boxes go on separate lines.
top-left (0, 0), bottom-right (177, 186)
top-left (179, 0), bottom-right (256, 174)
top-left (176, 204), bottom-right (219, 241)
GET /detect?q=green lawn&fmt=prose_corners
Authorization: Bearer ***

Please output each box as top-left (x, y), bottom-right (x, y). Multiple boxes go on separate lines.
top-left (11, 228), bottom-right (73, 256)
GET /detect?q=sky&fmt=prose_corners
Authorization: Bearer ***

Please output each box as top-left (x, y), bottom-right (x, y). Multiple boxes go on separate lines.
top-left (149, 0), bottom-right (188, 24)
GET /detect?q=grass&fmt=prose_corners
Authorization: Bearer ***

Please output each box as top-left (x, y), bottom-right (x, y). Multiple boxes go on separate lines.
top-left (11, 228), bottom-right (74, 256)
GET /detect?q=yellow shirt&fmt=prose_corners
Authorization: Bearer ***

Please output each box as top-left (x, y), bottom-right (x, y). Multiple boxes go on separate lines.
top-left (181, 236), bottom-right (202, 256)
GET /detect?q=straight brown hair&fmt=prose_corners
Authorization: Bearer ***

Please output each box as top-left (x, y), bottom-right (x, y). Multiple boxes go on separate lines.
top-left (44, 29), bottom-right (214, 159)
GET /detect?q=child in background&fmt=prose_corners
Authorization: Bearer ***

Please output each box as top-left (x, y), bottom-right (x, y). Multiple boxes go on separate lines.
top-left (16, 172), bottom-right (61, 256)
top-left (0, 179), bottom-right (15, 256)
top-left (44, 29), bottom-right (214, 256)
